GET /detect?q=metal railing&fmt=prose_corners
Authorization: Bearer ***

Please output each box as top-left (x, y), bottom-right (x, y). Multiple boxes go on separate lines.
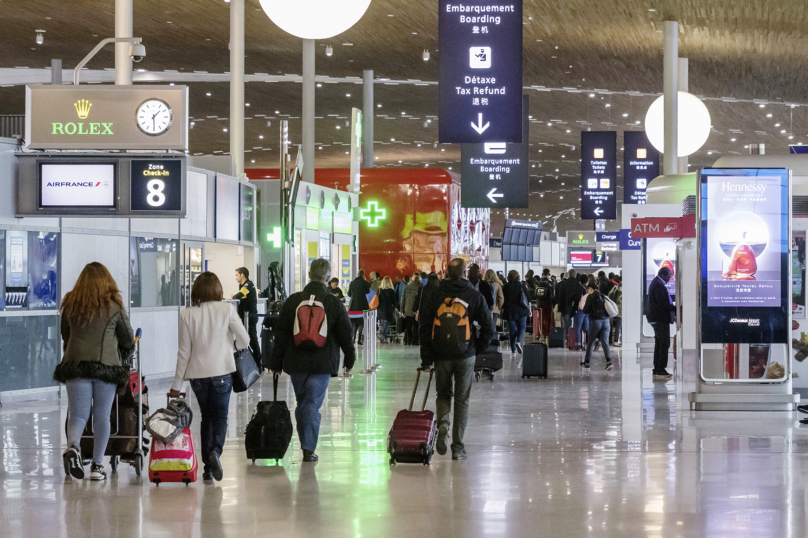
top-left (358, 309), bottom-right (379, 374)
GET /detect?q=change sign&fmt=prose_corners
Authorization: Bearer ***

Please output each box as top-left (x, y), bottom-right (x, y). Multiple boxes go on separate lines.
top-left (580, 131), bottom-right (617, 220)
top-left (461, 94), bottom-right (529, 208)
top-left (439, 0), bottom-right (523, 143)
top-left (623, 131), bottom-right (659, 204)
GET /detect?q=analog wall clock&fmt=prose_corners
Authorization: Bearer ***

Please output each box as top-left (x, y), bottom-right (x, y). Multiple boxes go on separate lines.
top-left (136, 99), bottom-right (173, 136)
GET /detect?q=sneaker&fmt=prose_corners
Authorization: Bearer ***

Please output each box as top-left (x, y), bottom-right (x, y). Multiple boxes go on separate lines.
top-left (605, 362), bottom-right (613, 371)
top-left (451, 448), bottom-right (468, 461)
top-left (202, 472), bottom-right (214, 484)
top-left (63, 446), bottom-right (84, 480)
top-left (515, 342), bottom-right (523, 354)
top-left (89, 463), bottom-right (107, 481)
top-left (209, 451), bottom-right (223, 481)
top-left (303, 450), bottom-right (319, 462)
top-left (436, 426), bottom-right (449, 456)
top-left (579, 361), bottom-right (590, 369)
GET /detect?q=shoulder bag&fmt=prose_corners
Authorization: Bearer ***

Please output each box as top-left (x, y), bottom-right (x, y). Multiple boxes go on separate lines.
top-left (232, 344), bottom-right (260, 393)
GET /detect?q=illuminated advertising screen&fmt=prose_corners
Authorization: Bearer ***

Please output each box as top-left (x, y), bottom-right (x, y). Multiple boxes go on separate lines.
top-left (700, 168), bottom-right (790, 344)
top-left (570, 250), bottom-right (593, 265)
top-left (39, 163), bottom-right (116, 207)
top-left (643, 238), bottom-right (676, 315)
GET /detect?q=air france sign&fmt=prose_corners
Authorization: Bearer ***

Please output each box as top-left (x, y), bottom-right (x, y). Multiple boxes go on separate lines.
top-left (438, 1), bottom-right (523, 143)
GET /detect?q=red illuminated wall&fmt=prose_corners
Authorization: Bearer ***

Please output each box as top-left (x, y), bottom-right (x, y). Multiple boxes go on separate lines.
top-left (247, 168), bottom-right (490, 279)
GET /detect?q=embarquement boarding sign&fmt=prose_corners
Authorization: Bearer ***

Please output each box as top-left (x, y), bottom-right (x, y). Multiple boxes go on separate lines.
top-left (580, 131), bottom-right (617, 220)
top-left (439, 0), bottom-right (523, 143)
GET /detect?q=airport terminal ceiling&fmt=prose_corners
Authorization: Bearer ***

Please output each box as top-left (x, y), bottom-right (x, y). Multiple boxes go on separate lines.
top-left (3, 0), bottom-right (808, 233)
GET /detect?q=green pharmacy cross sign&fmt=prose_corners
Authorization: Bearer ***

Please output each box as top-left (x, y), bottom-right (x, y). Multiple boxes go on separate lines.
top-left (360, 201), bottom-right (386, 227)
top-left (266, 227), bottom-right (282, 248)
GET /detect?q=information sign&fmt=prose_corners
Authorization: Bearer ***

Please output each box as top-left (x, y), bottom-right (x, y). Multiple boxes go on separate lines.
top-left (623, 131), bottom-right (659, 204)
top-left (461, 94), bottom-right (529, 208)
top-left (439, 0), bottom-right (523, 143)
top-left (580, 131), bottom-right (617, 220)
top-left (130, 159), bottom-right (182, 211)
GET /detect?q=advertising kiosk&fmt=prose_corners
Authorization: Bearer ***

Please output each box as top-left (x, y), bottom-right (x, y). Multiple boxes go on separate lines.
top-left (689, 168), bottom-right (799, 410)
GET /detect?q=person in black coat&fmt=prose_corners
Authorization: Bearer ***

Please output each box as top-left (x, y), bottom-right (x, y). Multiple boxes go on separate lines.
top-left (271, 259), bottom-right (356, 462)
top-left (348, 269), bottom-right (371, 345)
top-left (647, 266), bottom-right (676, 378)
top-left (329, 278), bottom-right (344, 300)
top-left (501, 270), bottom-right (531, 354)
top-left (468, 264), bottom-right (495, 311)
top-left (555, 269), bottom-right (581, 332)
top-left (377, 276), bottom-right (398, 343)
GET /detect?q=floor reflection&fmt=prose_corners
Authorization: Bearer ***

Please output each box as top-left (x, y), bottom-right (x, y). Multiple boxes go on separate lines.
top-left (0, 345), bottom-right (806, 536)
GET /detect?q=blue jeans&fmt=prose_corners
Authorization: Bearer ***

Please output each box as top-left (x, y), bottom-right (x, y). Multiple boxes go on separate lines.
top-left (289, 373), bottom-right (331, 452)
top-left (508, 316), bottom-right (527, 353)
top-left (66, 378), bottom-right (118, 465)
top-left (573, 311), bottom-right (589, 346)
top-left (380, 319), bottom-right (390, 342)
top-left (190, 374), bottom-right (232, 474)
top-left (585, 318), bottom-right (612, 364)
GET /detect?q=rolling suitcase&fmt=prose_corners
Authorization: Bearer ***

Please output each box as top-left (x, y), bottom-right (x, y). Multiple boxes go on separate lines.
top-left (548, 327), bottom-right (565, 348)
top-left (149, 394), bottom-right (198, 486)
top-left (522, 342), bottom-right (548, 379)
top-left (245, 373), bottom-right (293, 462)
top-left (388, 369), bottom-right (437, 466)
top-left (532, 309), bottom-right (540, 335)
top-left (261, 311), bottom-right (280, 370)
top-left (475, 346), bottom-right (504, 381)
top-left (567, 327), bottom-right (577, 351)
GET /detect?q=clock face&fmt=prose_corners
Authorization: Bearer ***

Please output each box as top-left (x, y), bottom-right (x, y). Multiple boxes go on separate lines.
top-left (136, 99), bottom-right (173, 136)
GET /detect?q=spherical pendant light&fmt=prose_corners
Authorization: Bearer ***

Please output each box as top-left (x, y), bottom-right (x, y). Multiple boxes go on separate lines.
top-left (258, 0), bottom-right (371, 40)
top-left (644, 91), bottom-right (711, 157)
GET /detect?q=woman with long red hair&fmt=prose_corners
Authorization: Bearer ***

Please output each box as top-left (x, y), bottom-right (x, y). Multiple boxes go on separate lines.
top-left (54, 262), bottom-right (135, 481)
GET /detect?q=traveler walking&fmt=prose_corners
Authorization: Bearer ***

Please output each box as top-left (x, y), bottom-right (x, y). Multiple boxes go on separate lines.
top-left (501, 270), bottom-right (531, 354)
top-left (329, 278), bottom-right (345, 300)
top-left (647, 267), bottom-right (676, 378)
top-left (419, 258), bottom-right (493, 460)
top-left (401, 272), bottom-right (421, 345)
top-left (484, 269), bottom-right (504, 330)
top-left (395, 275), bottom-right (408, 305)
top-left (581, 281), bottom-right (613, 370)
top-left (170, 271), bottom-right (250, 482)
top-left (555, 268), bottom-right (581, 334)
top-left (534, 268), bottom-right (555, 343)
top-left (271, 259), bottom-right (356, 462)
top-left (55, 262), bottom-right (136, 481)
top-left (608, 277), bottom-right (623, 346)
top-left (572, 274), bottom-right (591, 351)
top-left (232, 267), bottom-right (261, 367)
top-left (377, 276), bottom-right (398, 343)
top-left (369, 272), bottom-right (381, 293)
top-left (348, 269), bottom-right (371, 345)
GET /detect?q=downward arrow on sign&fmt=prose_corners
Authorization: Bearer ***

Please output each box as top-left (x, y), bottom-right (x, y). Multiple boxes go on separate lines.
top-left (471, 113), bottom-right (490, 135)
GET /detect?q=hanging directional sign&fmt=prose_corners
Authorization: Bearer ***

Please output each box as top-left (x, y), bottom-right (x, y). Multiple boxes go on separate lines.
top-left (438, 0), bottom-right (523, 143)
top-left (580, 131), bottom-right (617, 220)
top-left (461, 94), bottom-right (529, 208)
top-left (623, 130), bottom-right (659, 204)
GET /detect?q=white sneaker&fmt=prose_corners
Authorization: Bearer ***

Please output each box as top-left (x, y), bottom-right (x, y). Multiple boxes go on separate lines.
top-left (90, 463), bottom-right (107, 481)
top-left (515, 343), bottom-right (523, 354)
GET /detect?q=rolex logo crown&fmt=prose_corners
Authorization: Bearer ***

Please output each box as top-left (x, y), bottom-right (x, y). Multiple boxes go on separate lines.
top-left (74, 99), bottom-right (92, 119)
top-left (578, 234), bottom-right (583, 240)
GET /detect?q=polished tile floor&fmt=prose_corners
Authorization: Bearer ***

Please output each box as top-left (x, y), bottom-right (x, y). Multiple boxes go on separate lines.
top-left (1, 342), bottom-right (806, 537)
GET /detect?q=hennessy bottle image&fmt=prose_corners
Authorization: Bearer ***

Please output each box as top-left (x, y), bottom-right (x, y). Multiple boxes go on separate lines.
top-left (722, 232), bottom-right (757, 280)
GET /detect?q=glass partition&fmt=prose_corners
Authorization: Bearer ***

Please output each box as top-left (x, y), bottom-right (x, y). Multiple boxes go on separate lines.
top-left (0, 315), bottom-right (60, 392)
top-left (130, 236), bottom-right (179, 307)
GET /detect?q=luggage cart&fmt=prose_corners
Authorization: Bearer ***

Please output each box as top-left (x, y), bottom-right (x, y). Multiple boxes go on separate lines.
top-left (66, 328), bottom-right (147, 476)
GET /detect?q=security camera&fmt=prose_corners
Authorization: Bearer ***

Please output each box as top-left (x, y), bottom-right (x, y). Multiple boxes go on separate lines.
top-left (129, 43), bottom-right (146, 63)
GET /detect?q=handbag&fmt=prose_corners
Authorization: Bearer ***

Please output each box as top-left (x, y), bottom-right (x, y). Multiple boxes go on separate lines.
top-left (603, 296), bottom-right (619, 318)
top-left (232, 346), bottom-right (260, 393)
top-left (366, 290), bottom-right (378, 310)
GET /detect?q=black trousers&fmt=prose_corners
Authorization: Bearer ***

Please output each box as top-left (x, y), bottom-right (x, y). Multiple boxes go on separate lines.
top-left (651, 322), bottom-right (670, 373)
top-left (610, 316), bottom-right (622, 344)
top-left (248, 315), bottom-right (261, 367)
top-left (403, 316), bottom-right (419, 344)
top-left (352, 319), bottom-right (364, 343)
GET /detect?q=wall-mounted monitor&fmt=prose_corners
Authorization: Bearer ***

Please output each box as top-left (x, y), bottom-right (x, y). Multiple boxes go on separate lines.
top-left (570, 250), bottom-right (593, 265)
top-left (39, 163), bottom-right (116, 208)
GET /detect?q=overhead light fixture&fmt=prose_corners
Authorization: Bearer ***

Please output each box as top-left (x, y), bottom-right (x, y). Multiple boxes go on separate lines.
top-left (423, 49), bottom-right (430, 61)
top-left (325, 44), bottom-right (333, 57)
top-left (258, 0), bottom-right (371, 40)
top-left (35, 30), bottom-right (45, 45)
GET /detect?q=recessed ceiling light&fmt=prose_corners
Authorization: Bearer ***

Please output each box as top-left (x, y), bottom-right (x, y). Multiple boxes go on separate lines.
top-left (547, 123), bottom-right (552, 127)
top-left (622, 113), bottom-right (628, 117)
top-left (346, 93), bottom-right (351, 97)
top-left (775, 123), bottom-right (781, 127)
top-left (223, 128), bottom-right (228, 132)
top-left (377, 103), bottom-right (382, 108)
top-left (589, 93), bottom-right (595, 98)
top-left (275, 110), bottom-right (280, 114)
top-left (259, 135), bottom-right (263, 139)
top-left (251, 160), bottom-right (255, 163)
top-left (781, 129), bottom-right (787, 133)
top-left (767, 113), bottom-right (772, 117)
top-left (245, 103), bottom-right (250, 107)
top-left (206, 92), bottom-right (211, 96)
top-left (336, 125), bottom-right (341, 129)
top-left (731, 138), bottom-right (736, 141)
top-left (316, 83), bottom-right (322, 88)
top-left (759, 104), bottom-right (766, 108)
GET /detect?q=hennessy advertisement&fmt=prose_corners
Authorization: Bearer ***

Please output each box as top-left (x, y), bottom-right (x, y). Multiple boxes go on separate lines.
top-left (700, 168), bottom-right (790, 344)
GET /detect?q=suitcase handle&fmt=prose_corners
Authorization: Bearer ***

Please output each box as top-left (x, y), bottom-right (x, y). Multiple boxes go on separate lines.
top-left (273, 372), bottom-right (280, 402)
top-left (167, 392), bottom-right (186, 406)
top-left (409, 368), bottom-right (434, 412)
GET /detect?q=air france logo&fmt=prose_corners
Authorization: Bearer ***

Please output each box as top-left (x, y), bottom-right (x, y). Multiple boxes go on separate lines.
top-left (46, 181), bottom-right (108, 188)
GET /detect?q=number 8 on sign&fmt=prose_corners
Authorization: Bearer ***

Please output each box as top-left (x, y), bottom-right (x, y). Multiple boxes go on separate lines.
top-left (147, 179), bottom-right (166, 207)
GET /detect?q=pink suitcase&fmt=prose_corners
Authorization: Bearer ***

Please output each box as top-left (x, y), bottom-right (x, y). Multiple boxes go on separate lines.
top-left (149, 394), bottom-right (198, 486)
top-left (387, 369), bottom-right (436, 466)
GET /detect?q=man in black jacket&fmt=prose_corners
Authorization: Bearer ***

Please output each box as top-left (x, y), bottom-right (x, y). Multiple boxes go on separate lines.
top-left (348, 269), bottom-right (371, 345)
top-left (419, 258), bottom-right (493, 461)
top-left (272, 258), bottom-right (356, 462)
top-left (555, 269), bottom-right (580, 332)
top-left (467, 263), bottom-right (494, 311)
top-left (647, 267), bottom-right (676, 378)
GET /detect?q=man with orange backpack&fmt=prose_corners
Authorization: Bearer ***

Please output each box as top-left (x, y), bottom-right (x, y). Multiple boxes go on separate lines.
top-left (271, 258), bottom-right (356, 462)
top-left (418, 258), bottom-right (493, 461)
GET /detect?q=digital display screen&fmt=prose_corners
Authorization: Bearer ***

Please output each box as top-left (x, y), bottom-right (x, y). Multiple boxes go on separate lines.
top-left (580, 131), bottom-right (617, 220)
top-left (570, 250), bottom-right (593, 265)
top-left (643, 238), bottom-right (677, 315)
top-left (130, 159), bottom-right (182, 211)
top-left (700, 168), bottom-right (790, 344)
top-left (39, 163), bottom-right (116, 207)
top-left (623, 130), bottom-right (659, 205)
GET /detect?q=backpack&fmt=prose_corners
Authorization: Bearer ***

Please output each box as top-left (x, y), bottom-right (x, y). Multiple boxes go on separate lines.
top-left (431, 295), bottom-right (472, 355)
top-left (293, 294), bottom-right (328, 351)
top-left (535, 280), bottom-right (553, 303)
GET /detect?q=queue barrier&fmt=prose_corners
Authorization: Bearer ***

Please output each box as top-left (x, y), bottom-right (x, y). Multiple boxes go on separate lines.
top-left (348, 309), bottom-right (379, 375)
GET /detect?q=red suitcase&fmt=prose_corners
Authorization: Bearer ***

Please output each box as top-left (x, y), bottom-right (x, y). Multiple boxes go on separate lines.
top-left (388, 369), bottom-right (436, 466)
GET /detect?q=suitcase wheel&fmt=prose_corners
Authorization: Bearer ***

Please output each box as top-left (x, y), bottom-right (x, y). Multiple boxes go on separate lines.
top-left (183, 479), bottom-right (191, 486)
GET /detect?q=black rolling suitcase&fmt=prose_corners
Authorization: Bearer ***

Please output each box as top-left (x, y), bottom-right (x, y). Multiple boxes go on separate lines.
top-left (245, 374), bottom-right (293, 463)
top-left (261, 311), bottom-right (280, 370)
top-left (475, 346), bottom-right (504, 381)
top-left (522, 343), bottom-right (548, 379)
top-left (548, 327), bottom-right (565, 348)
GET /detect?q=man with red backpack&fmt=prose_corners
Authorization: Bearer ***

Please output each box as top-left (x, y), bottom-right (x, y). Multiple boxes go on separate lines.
top-left (271, 258), bottom-right (356, 462)
top-left (418, 258), bottom-right (493, 461)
